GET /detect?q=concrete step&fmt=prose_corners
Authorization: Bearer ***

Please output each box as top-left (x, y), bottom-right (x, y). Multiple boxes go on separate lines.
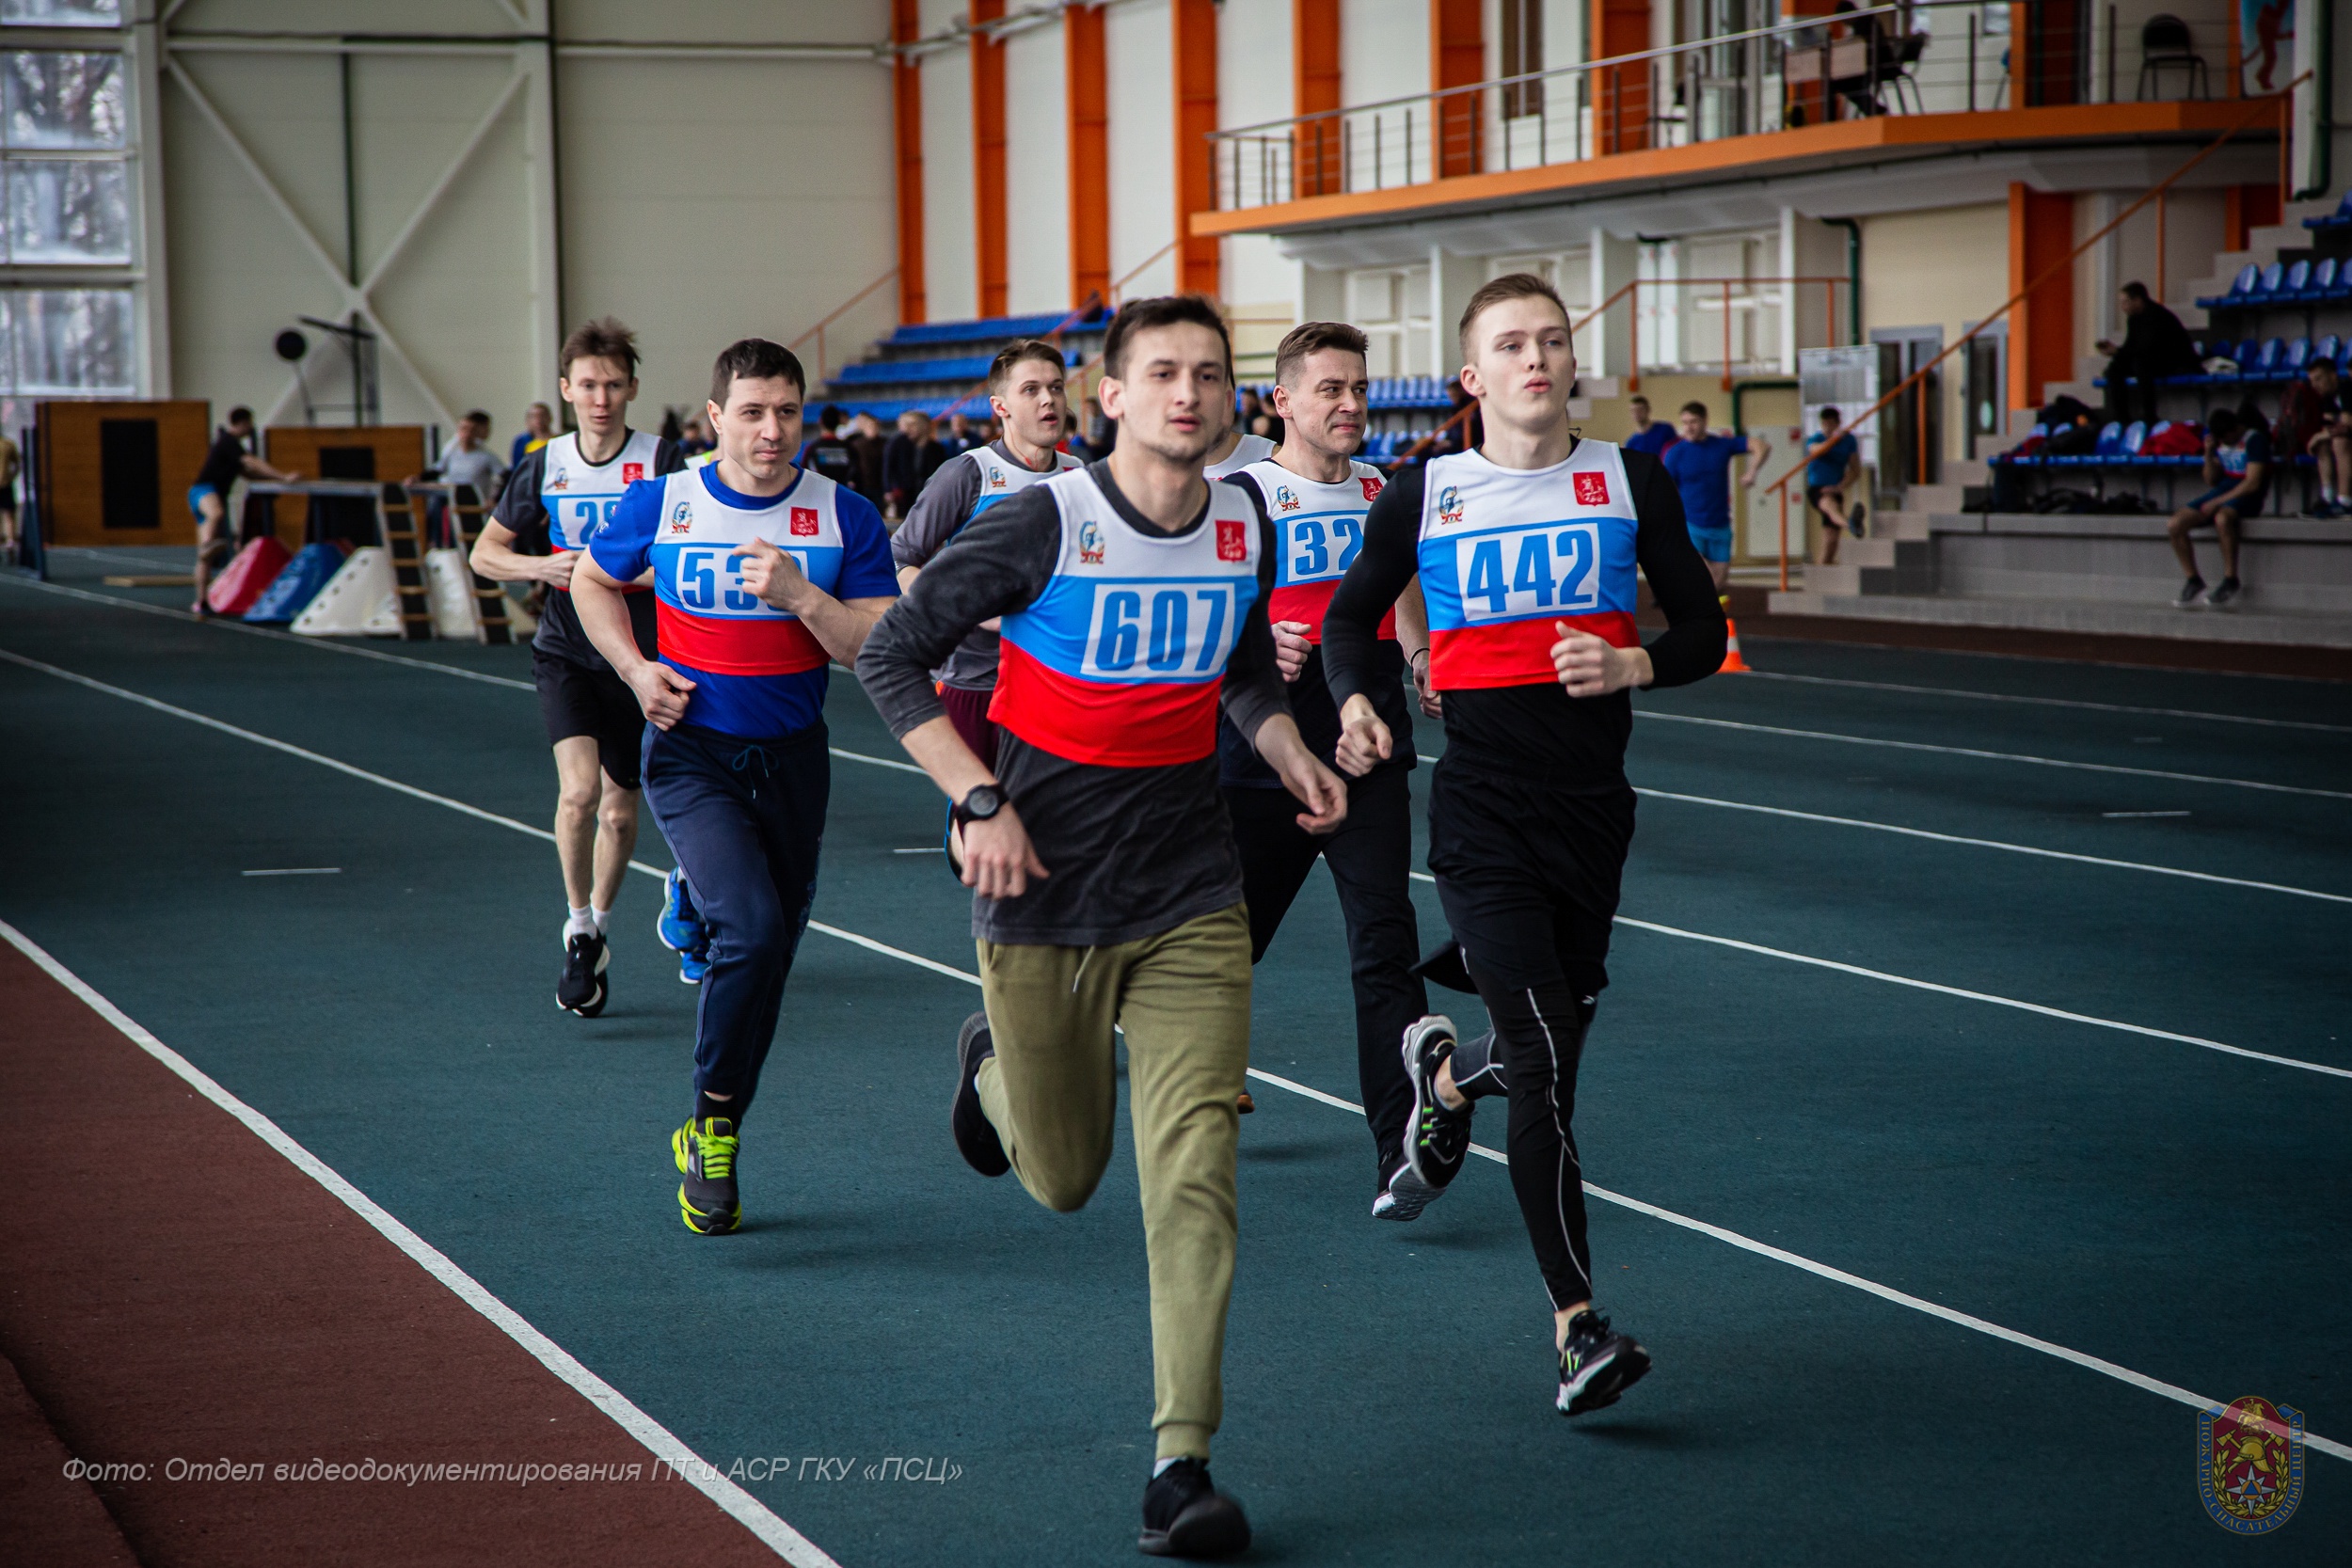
top-left (1946, 458), bottom-right (1990, 484)
top-left (1763, 590), bottom-right (2352, 648)
top-left (1868, 510), bottom-right (1935, 542)
top-left (1800, 563), bottom-right (1863, 595)
top-left (1899, 483), bottom-right (1967, 514)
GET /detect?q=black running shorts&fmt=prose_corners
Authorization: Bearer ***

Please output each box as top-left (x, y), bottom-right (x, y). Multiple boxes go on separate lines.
top-left (533, 648), bottom-right (647, 791)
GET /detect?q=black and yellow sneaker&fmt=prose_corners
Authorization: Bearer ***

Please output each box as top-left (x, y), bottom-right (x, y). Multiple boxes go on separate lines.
top-left (1138, 1458), bottom-right (1250, 1559)
top-left (672, 1116), bottom-right (740, 1235)
top-left (1556, 1308), bottom-right (1651, 1417)
top-left (1399, 1015), bottom-right (1470, 1210)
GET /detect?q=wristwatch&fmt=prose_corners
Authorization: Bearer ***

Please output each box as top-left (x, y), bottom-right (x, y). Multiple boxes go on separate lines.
top-left (953, 784), bottom-right (1006, 827)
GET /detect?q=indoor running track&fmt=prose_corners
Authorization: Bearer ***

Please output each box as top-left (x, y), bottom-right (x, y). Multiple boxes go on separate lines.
top-left (2, 552), bottom-right (2346, 1565)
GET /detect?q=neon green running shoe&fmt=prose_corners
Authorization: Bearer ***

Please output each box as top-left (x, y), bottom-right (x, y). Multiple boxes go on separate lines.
top-left (672, 1116), bottom-right (741, 1235)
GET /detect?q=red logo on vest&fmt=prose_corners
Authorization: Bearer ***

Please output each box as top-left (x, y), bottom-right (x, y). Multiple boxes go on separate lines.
top-left (1216, 518), bottom-right (1248, 562)
top-left (622, 463), bottom-right (644, 483)
top-left (790, 507), bottom-right (819, 536)
top-left (1360, 476), bottom-right (1384, 501)
top-left (1573, 472), bottom-right (1610, 507)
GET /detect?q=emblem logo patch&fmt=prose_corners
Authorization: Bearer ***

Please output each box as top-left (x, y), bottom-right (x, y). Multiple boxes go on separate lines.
top-left (1360, 476), bottom-right (1384, 502)
top-left (1274, 484), bottom-right (1301, 513)
top-left (1573, 472), bottom-right (1611, 507)
top-left (988, 469), bottom-right (1009, 489)
top-left (1077, 518), bottom-right (1106, 564)
top-left (789, 507), bottom-right (819, 536)
top-left (2200, 1397), bottom-right (2304, 1534)
top-left (546, 474), bottom-right (570, 491)
top-left (668, 502), bottom-right (692, 534)
top-left (1216, 518), bottom-right (1248, 562)
top-left (622, 463), bottom-right (643, 483)
top-left (1437, 485), bottom-right (1464, 526)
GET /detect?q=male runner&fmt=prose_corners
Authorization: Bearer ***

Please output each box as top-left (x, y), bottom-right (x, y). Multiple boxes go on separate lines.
top-left (1324, 274), bottom-right (1725, 1420)
top-left (1201, 388), bottom-right (1277, 478)
top-left (857, 294), bottom-right (1346, 1558)
top-left (1215, 321), bottom-right (1429, 1216)
top-left (1659, 400), bottom-right (1769, 593)
top-left (188, 407), bottom-right (301, 614)
top-left (468, 319), bottom-right (687, 1013)
top-left (577, 338), bottom-right (898, 1235)
top-left (892, 339), bottom-right (1083, 770)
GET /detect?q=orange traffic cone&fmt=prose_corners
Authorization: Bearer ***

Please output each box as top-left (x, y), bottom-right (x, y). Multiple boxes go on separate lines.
top-left (1719, 599), bottom-right (1752, 673)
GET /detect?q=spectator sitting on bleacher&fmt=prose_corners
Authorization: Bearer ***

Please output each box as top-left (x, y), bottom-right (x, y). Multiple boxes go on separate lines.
top-left (2288, 358), bottom-right (2351, 517)
top-left (1622, 393), bottom-right (1676, 455)
top-left (800, 404), bottom-right (859, 489)
top-left (2167, 405), bottom-right (2268, 608)
top-left (883, 409), bottom-right (953, 519)
top-left (1801, 406), bottom-right (1866, 564)
top-left (2097, 282), bottom-right (2199, 425)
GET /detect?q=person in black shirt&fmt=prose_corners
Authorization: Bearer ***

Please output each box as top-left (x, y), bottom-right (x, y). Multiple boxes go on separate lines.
top-left (467, 318), bottom-right (688, 1012)
top-left (188, 406), bottom-right (301, 614)
top-left (2166, 404), bottom-right (2268, 607)
top-left (799, 404), bottom-right (859, 490)
top-left (2097, 281), bottom-right (2201, 425)
top-left (882, 409), bottom-right (952, 517)
top-left (1324, 274), bottom-right (1725, 1423)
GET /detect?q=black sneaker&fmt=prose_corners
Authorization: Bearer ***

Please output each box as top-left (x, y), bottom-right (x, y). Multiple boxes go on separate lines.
top-left (1400, 1016), bottom-right (1471, 1203)
top-left (557, 930), bottom-right (609, 1017)
top-left (1847, 502), bottom-right (1867, 538)
top-left (1375, 1160), bottom-right (1439, 1222)
top-left (2174, 576), bottom-right (2206, 607)
top-left (671, 1115), bottom-right (740, 1235)
top-left (952, 1012), bottom-right (1009, 1177)
top-left (1138, 1459), bottom-right (1250, 1559)
top-left (2206, 576), bottom-right (2241, 608)
top-left (1556, 1308), bottom-right (1652, 1417)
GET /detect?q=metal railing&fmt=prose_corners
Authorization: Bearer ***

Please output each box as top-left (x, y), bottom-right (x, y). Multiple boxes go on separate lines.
top-left (1599, 275), bottom-right (1852, 390)
top-left (785, 268), bottom-right (898, 385)
top-left (1210, 3), bottom-right (2245, 212)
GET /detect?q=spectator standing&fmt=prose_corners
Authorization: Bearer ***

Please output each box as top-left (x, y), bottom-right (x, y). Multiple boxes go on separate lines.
top-left (1660, 401), bottom-right (1769, 593)
top-left (511, 401), bottom-right (554, 467)
top-left (845, 410), bottom-right (888, 503)
top-left (1075, 395), bottom-right (1115, 460)
top-left (188, 406), bottom-right (301, 614)
top-left (883, 409), bottom-right (952, 517)
top-left (944, 411), bottom-right (978, 453)
top-left (801, 404), bottom-right (859, 489)
top-left (1622, 393), bottom-right (1677, 456)
top-left (1801, 406), bottom-right (1866, 563)
top-left (2167, 405), bottom-right (2267, 606)
top-left (2096, 282), bottom-right (2200, 425)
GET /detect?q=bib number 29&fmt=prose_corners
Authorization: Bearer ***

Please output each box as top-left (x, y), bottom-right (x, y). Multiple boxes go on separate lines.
top-left (1456, 525), bottom-right (1599, 622)
top-left (567, 499), bottom-right (620, 546)
top-left (1085, 585), bottom-right (1238, 677)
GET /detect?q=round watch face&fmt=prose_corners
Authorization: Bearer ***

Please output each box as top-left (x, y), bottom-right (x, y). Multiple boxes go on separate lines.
top-left (964, 785), bottom-right (1003, 819)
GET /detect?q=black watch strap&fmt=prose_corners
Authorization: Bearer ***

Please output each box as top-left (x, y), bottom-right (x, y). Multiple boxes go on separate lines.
top-left (953, 784), bottom-right (1004, 826)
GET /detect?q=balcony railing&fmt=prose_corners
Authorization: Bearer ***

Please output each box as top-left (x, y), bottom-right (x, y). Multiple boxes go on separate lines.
top-left (1209, 3), bottom-right (2242, 213)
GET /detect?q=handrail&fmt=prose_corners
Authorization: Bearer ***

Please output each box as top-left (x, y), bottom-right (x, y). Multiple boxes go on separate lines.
top-left (1109, 238), bottom-right (1179, 303)
top-left (1763, 79), bottom-right (2306, 592)
top-left (785, 267), bottom-right (899, 384)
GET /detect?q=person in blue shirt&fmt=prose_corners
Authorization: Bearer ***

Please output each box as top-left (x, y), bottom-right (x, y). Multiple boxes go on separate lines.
top-left (573, 338), bottom-right (900, 1236)
top-left (1658, 400), bottom-right (1771, 592)
top-left (1620, 392), bottom-right (1677, 456)
top-left (1801, 405), bottom-right (1866, 564)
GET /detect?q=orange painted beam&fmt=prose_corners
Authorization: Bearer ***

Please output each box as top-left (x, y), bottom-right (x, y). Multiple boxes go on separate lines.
top-left (972, 0), bottom-right (1009, 319)
top-left (1592, 0), bottom-right (1649, 153)
top-left (1066, 2), bottom-right (1109, 309)
top-left (1191, 97), bottom-right (2280, 238)
top-left (1293, 0), bottom-right (1341, 198)
top-left (2009, 182), bottom-right (2074, 410)
top-left (892, 0), bottom-right (925, 324)
top-left (1172, 0), bottom-right (1219, 298)
top-left (1430, 0), bottom-right (1482, 179)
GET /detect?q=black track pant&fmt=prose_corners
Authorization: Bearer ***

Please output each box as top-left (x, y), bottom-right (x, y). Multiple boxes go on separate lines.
top-left (1224, 764), bottom-right (1423, 1187)
top-left (1426, 753), bottom-right (1633, 1309)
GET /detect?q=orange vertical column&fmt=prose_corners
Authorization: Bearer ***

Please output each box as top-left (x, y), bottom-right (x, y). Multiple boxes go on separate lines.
top-left (1293, 0), bottom-right (1340, 197)
top-left (1430, 0), bottom-right (1482, 179)
top-left (972, 0), bottom-right (1009, 319)
top-left (1591, 0), bottom-right (1650, 153)
top-left (1067, 4), bottom-right (1110, 309)
top-left (2008, 183), bottom-right (2075, 411)
top-left (1172, 0), bottom-right (1220, 298)
top-left (892, 0), bottom-right (927, 325)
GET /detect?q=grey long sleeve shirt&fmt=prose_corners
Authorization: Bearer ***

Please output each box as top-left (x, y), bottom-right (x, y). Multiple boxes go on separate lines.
top-left (856, 459), bottom-right (1291, 946)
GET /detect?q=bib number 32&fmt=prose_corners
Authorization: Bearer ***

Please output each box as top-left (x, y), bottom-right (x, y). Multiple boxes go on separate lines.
top-left (1456, 525), bottom-right (1599, 622)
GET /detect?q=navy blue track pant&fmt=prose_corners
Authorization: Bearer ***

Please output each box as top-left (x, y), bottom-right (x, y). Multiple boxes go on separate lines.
top-left (642, 721), bottom-right (829, 1117)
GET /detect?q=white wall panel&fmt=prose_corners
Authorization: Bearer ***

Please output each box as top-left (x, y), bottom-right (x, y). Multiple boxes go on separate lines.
top-left (1105, 0), bottom-right (1174, 299)
top-left (1340, 0), bottom-right (1428, 109)
top-left (1003, 18), bottom-right (1071, 314)
top-left (919, 45), bottom-right (977, 322)
top-left (1218, 0), bottom-right (1296, 326)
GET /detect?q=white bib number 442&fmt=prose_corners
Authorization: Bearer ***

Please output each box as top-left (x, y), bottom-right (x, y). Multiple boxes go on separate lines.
top-left (1452, 522), bottom-right (1601, 623)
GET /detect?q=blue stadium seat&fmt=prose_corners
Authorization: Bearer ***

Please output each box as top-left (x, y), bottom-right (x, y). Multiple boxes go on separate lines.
top-left (2198, 261), bottom-right (2261, 309)
top-left (2304, 191), bottom-right (2352, 230)
top-left (2296, 257), bottom-right (2338, 302)
top-left (2280, 338), bottom-right (2313, 381)
top-left (2252, 337), bottom-right (2287, 378)
top-left (2252, 261), bottom-right (2287, 302)
top-left (2129, 420), bottom-right (2167, 466)
top-left (2316, 333), bottom-right (2344, 370)
top-left (883, 306), bottom-right (1110, 349)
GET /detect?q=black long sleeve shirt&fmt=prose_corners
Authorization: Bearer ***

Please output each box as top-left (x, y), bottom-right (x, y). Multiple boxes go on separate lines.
top-left (1322, 445), bottom-right (1726, 789)
top-left (855, 461), bottom-right (1292, 946)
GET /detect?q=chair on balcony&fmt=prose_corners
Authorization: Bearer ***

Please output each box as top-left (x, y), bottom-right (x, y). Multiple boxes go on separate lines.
top-left (2137, 14), bottom-right (2209, 102)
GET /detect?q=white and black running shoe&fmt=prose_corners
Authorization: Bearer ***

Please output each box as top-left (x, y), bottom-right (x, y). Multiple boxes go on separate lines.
top-left (1378, 1161), bottom-right (1442, 1223)
top-left (557, 931), bottom-right (608, 1017)
top-left (1556, 1308), bottom-right (1652, 1417)
top-left (1401, 1016), bottom-right (1471, 1202)
top-left (953, 1012), bottom-right (1010, 1177)
top-left (1138, 1459), bottom-right (1250, 1559)
top-left (2206, 576), bottom-right (2242, 608)
top-left (2175, 576), bottom-right (2207, 608)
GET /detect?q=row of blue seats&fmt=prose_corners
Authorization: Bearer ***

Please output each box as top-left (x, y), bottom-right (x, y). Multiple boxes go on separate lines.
top-left (2306, 191), bottom-right (2352, 231)
top-left (1995, 420), bottom-right (2322, 469)
top-left (884, 307), bottom-right (1112, 349)
top-left (2197, 256), bottom-right (2352, 310)
top-left (832, 346), bottom-right (1081, 388)
top-left (2100, 332), bottom-right (2343, 388)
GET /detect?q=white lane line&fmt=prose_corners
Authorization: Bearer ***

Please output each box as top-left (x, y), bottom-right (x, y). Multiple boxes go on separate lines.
top-left (834, 747), bottom-right (928, 776)
top-left (1629, 787), bottom-right (2350, 906)
top-left (12, 647), bottom-right (2348, 1464)
top-left (1632, 710), bottom-right (2352, 801)
top-left (1739, 669), bottom-right (2352, 736)
top-left (242, 867), bottom-right (342, 877)
top-left (0, 917), bottom-right (836, 1566)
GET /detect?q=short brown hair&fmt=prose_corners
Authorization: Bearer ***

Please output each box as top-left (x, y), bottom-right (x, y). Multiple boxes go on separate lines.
top-left (560, 316), bottom-right (641, 380)
top-left (988, 339), bottom-right (1066, 393)
top-left (1679, 401), bottom-right (1708, 420)
top-left (1274, 321), bottom-right (1370, 387)
top-left (1103, 294), bottom-right (1232, 380)
top-left (708, 338), bottom-right (806, 406)
top-left (1456, 272), bottom-right (1570, 357)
